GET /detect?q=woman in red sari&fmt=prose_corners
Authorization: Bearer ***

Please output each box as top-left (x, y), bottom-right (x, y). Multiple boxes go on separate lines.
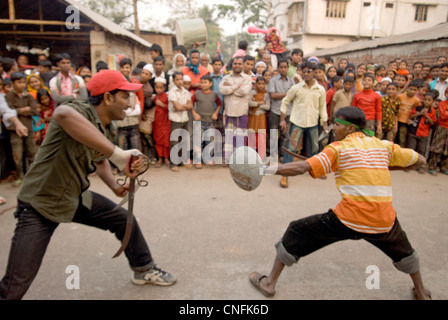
top-left (152, 77), bottom-right (171, 168)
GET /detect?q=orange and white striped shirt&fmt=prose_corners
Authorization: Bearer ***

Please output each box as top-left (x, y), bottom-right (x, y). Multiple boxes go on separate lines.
top-left (306, 132), bottom-right (418, 234)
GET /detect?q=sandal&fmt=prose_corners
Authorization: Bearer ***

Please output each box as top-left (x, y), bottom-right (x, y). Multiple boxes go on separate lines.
top-left (249, 272), bottom-right (275, 297)
top-left (195, 163), bottom-right (203, 169)
top-left (0, 196), bottom-right (6, 205)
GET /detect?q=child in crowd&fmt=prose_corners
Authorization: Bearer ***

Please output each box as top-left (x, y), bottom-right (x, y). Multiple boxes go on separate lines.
top-left (254, 61), bottom-right (267, 78)
top-left (4, 72), bottom-right (38, 186)
top-left (354, 64), bottom-right (367, 93)
top-left (211, 58), bottom-right (225, 151)
top-left (2, 77), bottom-right (12, 94)
top-left (168, 72), bottom-right (193, 172)
top-left (330, 76), bottom-right (354, 120)
top-left (326, 66), bottom-right (338, 85)
top-left (375, 77), bottom-right (392, 97)
top-left (397, 60), bottom-right (410, 76)
top-left (428, 87), bottom-right (448, 176)
top-left (415, 82), bottom-right (430, 102)
top-left (395, 74), bottom-right (408, 94)
top-left (352, 74), bottom-right (382, 135)
top-left (81, 74), bottom-right (91, 85)
top-left (375, 65), bottom-right (387, 83)
top-left (326, 76), bottom-right (342, 116)
top-left (380, 82), bottom-right (400, 142)
top-left (26, 74), bottom-right (48, 145)
top-left (407, 91), bottom-right (437, 173)
top-left (430, 65), bottom-right (440, 81)
top-left (248, 76), bottom-right (270, 160)
top-left (262, 70), bottom-right (273, 86)
top-left (191, 75), bottom-right (222, 168)
top-left (396, 80), bottom-right (421, 147)
top-left (152, 77), bottom-right (171, 169)
top-left (36, 88), bottom-right (55, 145)
top-left (314, 64), bottom-right (329, 91)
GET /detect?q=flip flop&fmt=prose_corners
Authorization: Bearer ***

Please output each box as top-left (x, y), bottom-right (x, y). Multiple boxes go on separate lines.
top-left (249, 272), bottom-right (275, 297)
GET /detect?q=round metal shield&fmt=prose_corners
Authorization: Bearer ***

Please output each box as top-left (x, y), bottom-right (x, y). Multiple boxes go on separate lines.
top-left (229, 146), bottom-right (263, 191)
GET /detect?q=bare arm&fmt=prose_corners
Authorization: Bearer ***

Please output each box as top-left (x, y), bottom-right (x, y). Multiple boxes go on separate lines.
top-left (95, 159), bottom-right (129, 197)
top-left (52, 105), bottom-right (116, 157)
top-left (275, 160), bottom-right (311, 176)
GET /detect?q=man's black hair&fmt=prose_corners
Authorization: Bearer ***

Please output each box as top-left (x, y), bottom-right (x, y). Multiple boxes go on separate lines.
top-left (10, 72), bottom-right (26, 82)
top-left (291, 48), bottom-right (303, 56)
top-left (331, 76), bottom-right (342, 85)
top-left (364, 74), bottom-right (375, 82)
top-left (149, 43), bottom-right (163, 56)
top-left (212, 57), bottom-right (223, 65)
top-left (343, 76), bottom-right (354, 83)
top-left (119, 58), bottom-right (132, 68)
top-left (315, 63), bottom-right (326, 72)
top-left (1, 58), bottom-right (16, 73)
top-left (38, 59), bottom-right (52, 68)
top-left (54, 53), bottom-right (71, 64)
top-left (334, 106), bottom-right (367, 130)
top-left (173, 45), bottom-right (187, 56)
top-left (136, 61), bottom-right (147, 69)
top-left (301, 60), bottom-right (317, 70)
top-left (408, 80), bottom-right (421, 89)
top-left (88, 89), bottom-right (120, 106)
top-left (96, 60), bottom-right (108, 71)
top-left (238, 40), bottom-right (248, 50)
top-left (153, 55), bottom-right (165, 64)
top-left (189, 49), bottom-right (200, 57)
top-left (243, 55), bottom-right (255, 63)
top-left (201, 74), bottom-right (212, 82)
top-left (277, 59), bottom-right (289, 68)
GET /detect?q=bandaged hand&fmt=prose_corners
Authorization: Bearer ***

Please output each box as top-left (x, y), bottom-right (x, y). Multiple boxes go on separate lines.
top-left (108, 146), bottom-right (142, 172)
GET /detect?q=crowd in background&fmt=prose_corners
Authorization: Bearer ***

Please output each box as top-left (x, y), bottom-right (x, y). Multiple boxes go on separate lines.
top-left (1, 29), bottom-right (447, 202)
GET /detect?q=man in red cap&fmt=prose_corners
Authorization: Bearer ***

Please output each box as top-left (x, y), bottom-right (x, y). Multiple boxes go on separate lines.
top-left (0, 70), bottom-right (176, 300)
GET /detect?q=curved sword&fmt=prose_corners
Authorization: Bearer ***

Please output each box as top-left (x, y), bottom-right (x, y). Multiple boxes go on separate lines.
top-left (112, 152), bottom-right (140, 259)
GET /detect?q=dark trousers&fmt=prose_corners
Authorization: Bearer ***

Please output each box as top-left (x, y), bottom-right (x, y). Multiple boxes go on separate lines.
top-left (281, 210), bottom-right (414, 263)
top-left (0, 192), bottom-right (153, 300)
top-left (406, 133), bottom-right (428, 157)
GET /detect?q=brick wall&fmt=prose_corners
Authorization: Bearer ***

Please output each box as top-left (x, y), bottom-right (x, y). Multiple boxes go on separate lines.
top-left (331, 39), bottom-right (448, 68)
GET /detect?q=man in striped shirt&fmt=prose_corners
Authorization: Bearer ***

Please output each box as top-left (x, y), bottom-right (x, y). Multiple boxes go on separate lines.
top-left (249, 106), bottom-right (431, 300)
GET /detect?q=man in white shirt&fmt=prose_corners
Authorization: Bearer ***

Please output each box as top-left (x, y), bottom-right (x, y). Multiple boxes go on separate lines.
top-left (168, 71), bottom-right (193, 171)
top-left (219, 56), bottom-right (253, 164)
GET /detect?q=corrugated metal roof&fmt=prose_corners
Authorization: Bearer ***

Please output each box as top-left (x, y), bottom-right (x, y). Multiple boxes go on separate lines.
top-left (307, 22), bottom-right (448, 57)
top-left (64, 0), bottom-right (152, 48)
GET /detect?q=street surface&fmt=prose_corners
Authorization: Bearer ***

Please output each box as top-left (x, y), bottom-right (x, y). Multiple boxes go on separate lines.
top-left (0, 165), bottom-right (447, 300)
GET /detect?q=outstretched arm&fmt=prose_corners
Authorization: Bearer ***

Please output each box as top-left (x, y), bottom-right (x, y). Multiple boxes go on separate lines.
top-left (275, 160), bottom-right (311, 176)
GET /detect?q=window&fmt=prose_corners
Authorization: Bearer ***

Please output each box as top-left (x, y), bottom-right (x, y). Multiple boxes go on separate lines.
top-left (326, 0), bottom-right (348, 18)
top-left (385, 3), bottom-right (394, 8)
top-left (415, 5), bottom-right (429, 22)
top-left (363, 2), bottom-right (371, 6)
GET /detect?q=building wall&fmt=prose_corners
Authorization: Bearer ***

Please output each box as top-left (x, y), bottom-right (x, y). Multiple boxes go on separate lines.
top-left (90, 30), bottom-right (150, 73)
top-left (268, 0), bottom-right (448, 54)
top-left (138, 33), bottom-right (174, 62)
top-left (330, 39), bottom-right (448, 69)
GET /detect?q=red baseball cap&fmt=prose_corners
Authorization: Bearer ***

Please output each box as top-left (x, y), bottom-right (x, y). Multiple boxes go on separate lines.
top-left (87, 69), bottom-right (142, 96)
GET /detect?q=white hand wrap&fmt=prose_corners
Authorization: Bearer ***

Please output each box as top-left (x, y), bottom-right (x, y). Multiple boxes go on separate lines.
top-left (108, 146), bottom-right (141, 171)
